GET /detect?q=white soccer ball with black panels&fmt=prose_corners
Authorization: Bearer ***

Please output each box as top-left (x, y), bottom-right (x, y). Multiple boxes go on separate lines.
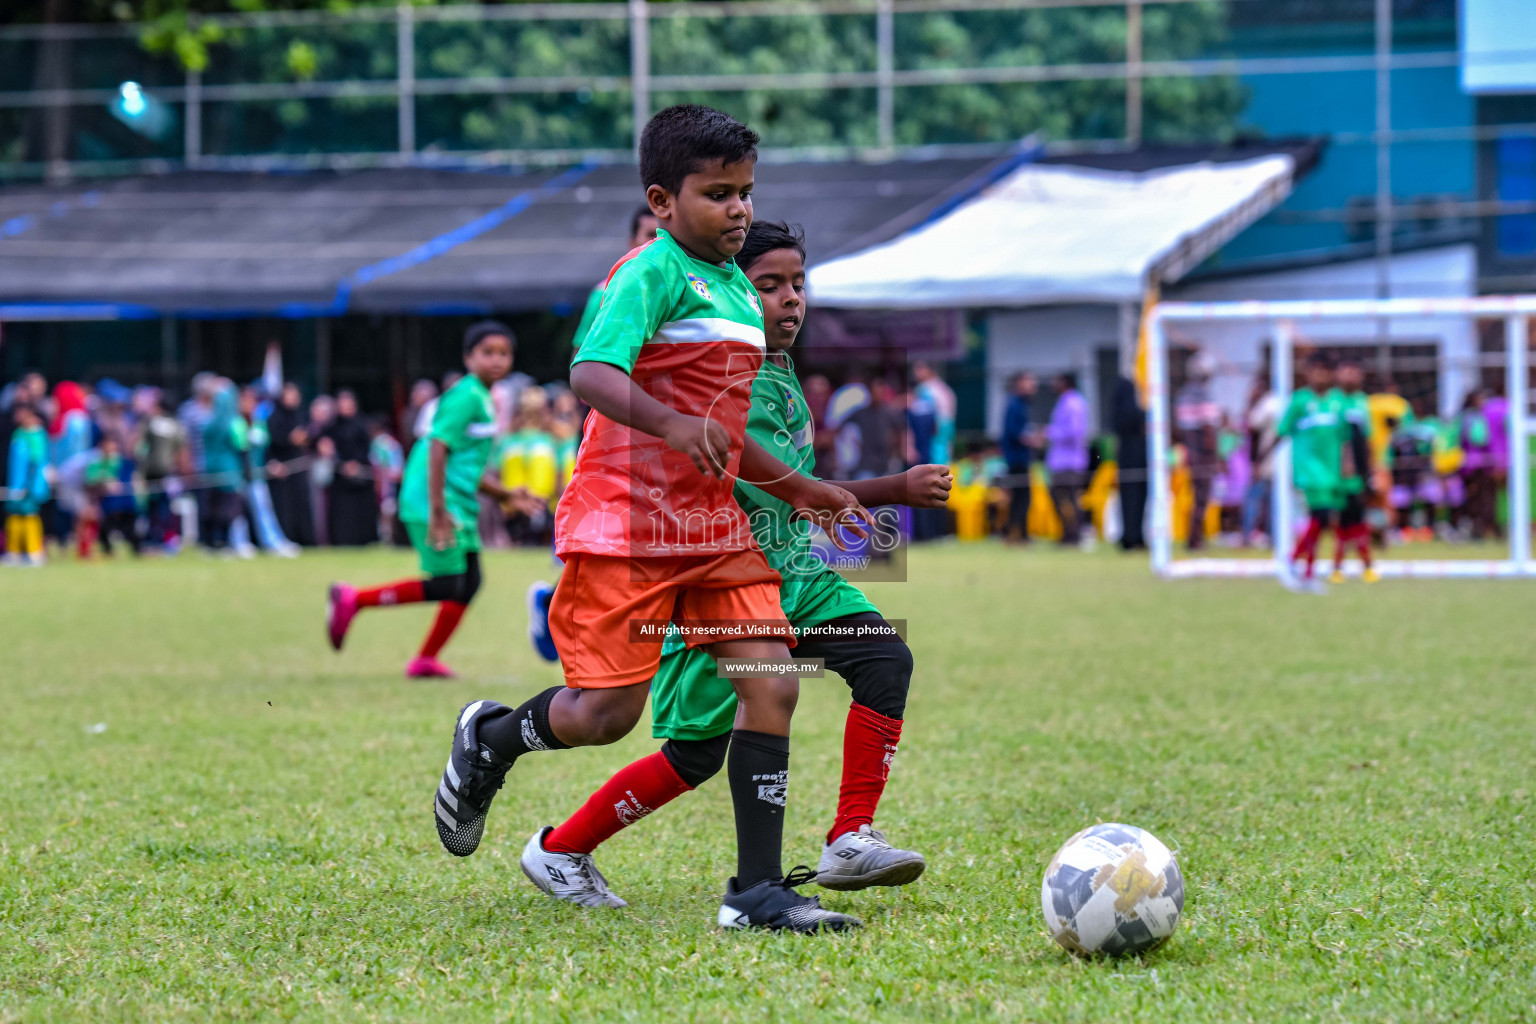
top-left (1041, 822), bottom-right (1184, 957)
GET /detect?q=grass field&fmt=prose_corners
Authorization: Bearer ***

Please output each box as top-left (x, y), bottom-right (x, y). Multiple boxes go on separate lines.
top-left (3, 544), bottom-right (1534, 1023)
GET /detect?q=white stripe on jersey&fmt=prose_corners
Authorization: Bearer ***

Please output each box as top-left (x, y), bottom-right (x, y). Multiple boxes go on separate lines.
top-left (653, 317), bottom-right (766, 351)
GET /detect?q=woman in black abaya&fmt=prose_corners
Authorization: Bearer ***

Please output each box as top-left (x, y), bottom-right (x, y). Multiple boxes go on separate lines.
top-left (264, 382), bottom-right (317, 547)
top-left (320, 389), bottom-right (379, 547)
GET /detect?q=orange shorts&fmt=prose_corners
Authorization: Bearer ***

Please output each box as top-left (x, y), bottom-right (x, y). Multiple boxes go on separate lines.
top-left (548, 550), bottom-right (793, 689)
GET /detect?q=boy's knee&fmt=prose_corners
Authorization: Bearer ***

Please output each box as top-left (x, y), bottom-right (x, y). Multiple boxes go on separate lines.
top-left (847, 640), bottom-right (912, 719)
top-left (661, 734), bottom-right (729, 787)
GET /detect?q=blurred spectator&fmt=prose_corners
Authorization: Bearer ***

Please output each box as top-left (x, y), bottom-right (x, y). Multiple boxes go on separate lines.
top-left (265, 382), bottom-right (316, 547)
top-left (235, 385), bottom-right (299, 557)
top-left (85, 434), bottom-right (139, 557)
top-left (1112, 375), bottom-right (1147, 551)
top-left (49, 381), bottom-right (96, 550)
top-left (801, 373), bottom-right (836, 478)
top-left (401, 378), bottom-right (438, 449)
top-left (1045, 371), bottom-right (1089, 546)
top-left (179, 373), bottom-right (218, 550)
top-left (321, 389), bottom-right (378, 547)
top-left (1242, 373), bottom-right (1283, 546)
top-left (369, 417), bottom-right (405, 545)
top-left (549, 388), bottom-right (582, 492)
top-left (4, 401), bottom-right (49, 566)
top-left (200, 379), bottom-right (245, 555)
top-left (1175, 351), bottom-right (1222, 551)
top-left (1002, 371), bottom-right (1040, 545)
top-left (135, 389), bottom-right (185, 552)
top-left (1460, 390), bottom-right (1497, 540)
top-left (912, 362), bottom-right (956, 465)
top-left (499, 389), bottom-right (559, 546)
top-left (848, 379), bottom-right (905, 479)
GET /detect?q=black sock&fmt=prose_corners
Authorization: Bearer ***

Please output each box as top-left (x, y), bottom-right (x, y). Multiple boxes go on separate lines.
top-left (479, 687), bottom-right (570, 762)
top-left (727, 729), bottom-right (790, 888)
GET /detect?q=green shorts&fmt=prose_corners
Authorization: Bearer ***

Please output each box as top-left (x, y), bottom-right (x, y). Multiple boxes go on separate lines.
top-left (650, 567), bottom-right (878, 741)
top-left (404, 518), bottom-right (480, 577)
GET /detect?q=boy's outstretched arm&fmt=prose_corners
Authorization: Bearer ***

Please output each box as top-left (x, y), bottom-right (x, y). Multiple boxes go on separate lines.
top-left (570, 361), bottom-right (732, 478)
top-left (738, 437), bottom-right (874, 548)
top-left (834, 465), bottom-right (953, 510)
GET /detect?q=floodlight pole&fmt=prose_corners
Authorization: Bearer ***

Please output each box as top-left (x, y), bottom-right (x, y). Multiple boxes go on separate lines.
top-left (184, 69), bottom-right (202, 167)
top-left (1509, 314), bottom-right (1531, 568)
top-left (396, 3), bottom-right (416, 158)
top-left (1147, 309), bottom-right (1171, 575)
top-left (630, 0), bottom-right (651, 156)
top-left (1272, 320), bottom-right (1296, 578)
top-left (876, 0), bottom-right (896, 154)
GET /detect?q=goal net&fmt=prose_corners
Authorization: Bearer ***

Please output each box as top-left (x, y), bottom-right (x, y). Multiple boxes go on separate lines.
top-left (1145, 297), bottom-right (1535, 580)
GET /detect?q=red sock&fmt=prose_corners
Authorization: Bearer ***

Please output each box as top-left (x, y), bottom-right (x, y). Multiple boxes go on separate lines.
top-left (418, 601), bottom-right (468, 659)
top-left (1332, 525), bottom-right (1349, 572)
top-left (77, 519), bottom-right (98, 559)
top-left (356, 579), bottom-right (425, 607)
top-left (1290, 517), bottom-right (1322, 577)
top-left (545, 751), bottom-right (692, 855)
top-left (829, 703), bottom-right (903, 844)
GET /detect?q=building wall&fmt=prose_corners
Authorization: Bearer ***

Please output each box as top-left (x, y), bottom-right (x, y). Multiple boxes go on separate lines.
top-left (983, 305), bottom-right (1122, 436)
top-left (1218, 14), bottom-right (1475, 269)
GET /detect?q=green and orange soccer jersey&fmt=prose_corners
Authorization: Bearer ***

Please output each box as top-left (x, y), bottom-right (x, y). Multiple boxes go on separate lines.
top-left (1278, 386), bottom-right (1344, 496)
top-left (555, 228), bottom-right (767, 559)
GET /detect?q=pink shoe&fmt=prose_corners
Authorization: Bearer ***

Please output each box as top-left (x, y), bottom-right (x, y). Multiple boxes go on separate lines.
top-left (405, 656), bottom-right (456, 679)
top-left (327, 583), bottom-right (359, 651)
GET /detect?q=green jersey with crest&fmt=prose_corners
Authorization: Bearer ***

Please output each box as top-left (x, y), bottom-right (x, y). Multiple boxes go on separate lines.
top-left (399, 375), bottom-right (496, 529)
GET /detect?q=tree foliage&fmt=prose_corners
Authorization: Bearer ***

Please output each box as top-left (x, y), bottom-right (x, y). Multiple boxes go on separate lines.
top-left (6, 0), bottom-right (1248, 159)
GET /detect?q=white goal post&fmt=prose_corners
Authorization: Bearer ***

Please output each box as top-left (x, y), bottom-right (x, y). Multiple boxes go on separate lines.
top-left (1146, 296), bottom-right (1535, 579)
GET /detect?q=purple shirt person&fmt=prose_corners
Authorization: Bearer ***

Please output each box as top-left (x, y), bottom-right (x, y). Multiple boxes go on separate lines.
top-left (1045, 379), bottom-right (1090, 474)
top-left (1483, 394), bottom-right (1509, 472)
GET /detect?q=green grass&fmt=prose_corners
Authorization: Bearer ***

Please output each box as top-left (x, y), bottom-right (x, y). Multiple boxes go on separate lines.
top-left (3, 544), bottom-right (1534, 1023)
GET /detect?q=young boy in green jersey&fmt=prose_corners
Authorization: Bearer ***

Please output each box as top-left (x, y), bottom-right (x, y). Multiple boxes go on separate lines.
top-left (1330, 360), bottom-right (1378, 583)
top-left (1279, 353), bottom-right (1345, 588)
top-left (519, 220), bottom-right (954, 909)
top-left (431, 107), bottom-right (875, 934)
top-left (327, 322), bottom-right (527, 678)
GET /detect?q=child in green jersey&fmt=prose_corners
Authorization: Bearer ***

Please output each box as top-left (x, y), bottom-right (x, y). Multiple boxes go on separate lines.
top-left (518, 221), bottom-right (954, 908)
top-left (326, 322), bottom-right (528, 678)
top-left (1329, 360), bottom-right (1378, 583)
top-left (1279, 352), bottom-right (1345, 587)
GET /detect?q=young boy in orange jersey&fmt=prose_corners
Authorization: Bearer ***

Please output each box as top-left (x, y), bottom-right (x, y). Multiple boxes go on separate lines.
top-left (430, 105), bottom-right (871, 932)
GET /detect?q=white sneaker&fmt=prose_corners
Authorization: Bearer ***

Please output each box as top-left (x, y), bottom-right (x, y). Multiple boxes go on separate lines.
top-left (815, 824), bottom-right (926, 891)
top-left (520, 827), bottom-right (628, 908)
top-left (1, 553), bottom-right (20, 567)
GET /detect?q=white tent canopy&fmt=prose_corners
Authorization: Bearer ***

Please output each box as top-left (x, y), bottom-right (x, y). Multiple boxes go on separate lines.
top-left (808, 155), bottom-right (1296, 310)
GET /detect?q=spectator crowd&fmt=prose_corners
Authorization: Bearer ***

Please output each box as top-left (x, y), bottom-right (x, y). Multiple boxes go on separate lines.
top-left (4, 342), bottom-right (1517, 568)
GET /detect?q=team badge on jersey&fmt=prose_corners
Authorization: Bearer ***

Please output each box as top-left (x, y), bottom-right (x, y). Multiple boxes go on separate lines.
top-left (747, 292), bottom-right (761, 316)
top-left (685, 272), bottom-right (712, 301)
top-left (783, 387), bottom-right (797, 422)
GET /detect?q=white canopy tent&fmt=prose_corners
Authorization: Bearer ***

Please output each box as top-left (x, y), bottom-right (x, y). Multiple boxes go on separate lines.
top-left (807, 155), bottom-right (1297, 309)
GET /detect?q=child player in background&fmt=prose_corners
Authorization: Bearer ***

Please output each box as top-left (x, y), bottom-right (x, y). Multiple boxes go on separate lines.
top-left (326, 322), bottom-right (530, 678)
top-left (1330, 360), bottom-right (1378, 583)
top-left (429, 105), bottom-right (873, 934)
top-left (1279, 352), bottom-right (1344, 590)
top-left (4, 402), bottom-right (50, 566)
top-left (518, 221), bottom-right (952, 912)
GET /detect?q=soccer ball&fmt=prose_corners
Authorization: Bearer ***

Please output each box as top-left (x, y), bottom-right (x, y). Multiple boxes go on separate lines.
top-left (1040, 822), bottom-right (1184, 957)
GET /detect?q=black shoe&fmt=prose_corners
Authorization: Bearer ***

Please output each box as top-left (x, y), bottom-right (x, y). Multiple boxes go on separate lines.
top-left (717, 867), bottom-right (862, 933)
top-left (433, 700), bottom-right (513, 857)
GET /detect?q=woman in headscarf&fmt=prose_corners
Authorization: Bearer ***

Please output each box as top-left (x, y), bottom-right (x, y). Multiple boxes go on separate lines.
top-left (47, 381), bottom-right (96, 550)
top-left (320, 389), bottom-right (378, 546)
top-left (263, 382), bottom-right (317, 546)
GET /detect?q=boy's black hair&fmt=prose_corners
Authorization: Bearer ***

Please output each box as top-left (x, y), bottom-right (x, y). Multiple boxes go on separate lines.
top-left (629, 204), bottom-right (656, 238)
top-left (463, 320), bottom-right (515, 355)
top-left (735, 220), bottom-right (806, 273)
top-left (639, 104), bottom-right (760, 196)
top-left (1304, 351), bottom-right (1335, 370)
